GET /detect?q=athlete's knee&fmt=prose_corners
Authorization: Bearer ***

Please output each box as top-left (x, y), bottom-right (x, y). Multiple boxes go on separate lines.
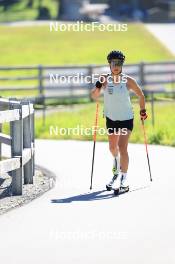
top-left (118, 145), bottom-right (128, 156)
top-left (109, 144), bottom-right (118, 155)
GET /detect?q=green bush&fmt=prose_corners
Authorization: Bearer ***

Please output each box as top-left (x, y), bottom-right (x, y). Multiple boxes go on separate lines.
top-left (148, 130), bottom-right (164, 144)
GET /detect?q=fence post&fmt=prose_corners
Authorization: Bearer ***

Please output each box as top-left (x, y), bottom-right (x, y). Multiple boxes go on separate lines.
top-left (0, 96), bottom-right (3, 161)
top-left (38, 64), bottom-right (46, 127)
top-left (10, 99), bottom-right (23, 196)
top-left (22, 100), bottom-right (33, 184)
top-left (70, 83), bottom-right (74, 108)
top-left (139, 62), bottom-right (145, 89)
top-left (171, 73), bottom-right (175, 99)
top-left (151, 92), bottom-right (155, 127)
top-left (88, 65), bottom-right (93, 102)
top-left (31, 103), bottom-right (35, 177)
top-left (38, 64), bottom-right (44, 97)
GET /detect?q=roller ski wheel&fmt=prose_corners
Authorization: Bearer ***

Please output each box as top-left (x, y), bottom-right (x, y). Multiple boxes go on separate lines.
top-left (114, 188), bottom-right (120, 196)
top-left (120, 186), bottom-right (129, 193)
top-left (106, 185), bottom-right (112, 191)
top-left (113, 186), bottom-right (130, 196)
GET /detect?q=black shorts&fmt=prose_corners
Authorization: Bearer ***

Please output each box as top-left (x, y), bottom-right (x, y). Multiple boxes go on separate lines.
top-left (106, 117), bottom-right (134, 134)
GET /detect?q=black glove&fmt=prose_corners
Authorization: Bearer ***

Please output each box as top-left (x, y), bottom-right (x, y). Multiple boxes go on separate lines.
top-left (95, 80), bottom-right (102, 89)
top-left (140, 109), bottom-right (148, 120)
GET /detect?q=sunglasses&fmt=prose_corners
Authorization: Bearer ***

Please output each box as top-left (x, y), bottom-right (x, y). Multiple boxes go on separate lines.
top-left (110, 59), bottom-right (123, 67)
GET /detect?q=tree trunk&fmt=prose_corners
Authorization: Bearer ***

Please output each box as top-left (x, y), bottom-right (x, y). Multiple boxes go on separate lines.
top-left (57, 0), bottom-right (65, 19)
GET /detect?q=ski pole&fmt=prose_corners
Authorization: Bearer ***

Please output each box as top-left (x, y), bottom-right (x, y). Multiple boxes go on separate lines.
top-left (141, 119), bottom-right (152, 182)
top-left (90, 101), bottom-right (99, 190)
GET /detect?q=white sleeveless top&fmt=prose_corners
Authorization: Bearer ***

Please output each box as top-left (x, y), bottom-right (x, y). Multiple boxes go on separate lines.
top-left (103, 74), bottom-right (134, 121)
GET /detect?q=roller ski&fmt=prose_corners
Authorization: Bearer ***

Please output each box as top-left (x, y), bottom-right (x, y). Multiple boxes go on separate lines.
top-left (106, 157), bottom-right (129, 195)
top-left (114, 186), bottom-right (129, 195)
top-left (106, 178), bottom-right (129, 195)
top-left (114, 174), bottom-right (129, 196)
top-left (106, 174), bottom-right (118, 191)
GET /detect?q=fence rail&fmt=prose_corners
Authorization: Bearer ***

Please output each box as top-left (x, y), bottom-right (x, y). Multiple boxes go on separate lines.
top-left (0, 61), bottom-right (175, 102)
top-left (0, 61), bottom-right (174, 128)
top-left (0, 98), bottom-right (35, 196)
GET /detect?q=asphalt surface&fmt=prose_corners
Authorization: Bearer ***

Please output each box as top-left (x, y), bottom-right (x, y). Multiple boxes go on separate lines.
top-left (146, 23), bottom-right (175, 55)
top-left (0, 140), bottom-right (175, 264)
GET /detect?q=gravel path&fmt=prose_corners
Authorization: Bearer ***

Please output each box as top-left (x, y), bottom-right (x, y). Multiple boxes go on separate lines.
top-left (0, 164), bottom-right (56, 215)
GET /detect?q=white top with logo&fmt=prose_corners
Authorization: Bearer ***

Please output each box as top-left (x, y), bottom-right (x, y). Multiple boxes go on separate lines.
top-left (103, 73), bottom-right (134, 121)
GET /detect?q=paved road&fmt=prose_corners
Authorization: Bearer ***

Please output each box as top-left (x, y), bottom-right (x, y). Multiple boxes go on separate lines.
top-left (146, 23), bottom-right (175, 55)
top-left (0, 140), bottom-right (175, 264)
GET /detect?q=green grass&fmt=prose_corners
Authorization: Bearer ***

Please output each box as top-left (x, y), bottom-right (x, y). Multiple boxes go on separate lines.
top-left (0, 89), bottom-right (38, 97)
top-left (0, 22), bottom-right (174, 147)
top-left (27, 100), bottom-right (175, 146)
top-left (0, 23), bottom-right (174, 98)
top-left (0, 23), bottom-right (173, 66)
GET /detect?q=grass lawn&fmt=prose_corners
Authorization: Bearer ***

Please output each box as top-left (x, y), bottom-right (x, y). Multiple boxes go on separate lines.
top-left (0, 22), bottom-right (174, 146)
top-left (0, 89), bottom-right (38, 98)
top-left (0, 23), bottom-right (174, 96)
top-left (0, 23), bottom-right (173, 66)
top-left (32, 100), bottom-right (175, 146)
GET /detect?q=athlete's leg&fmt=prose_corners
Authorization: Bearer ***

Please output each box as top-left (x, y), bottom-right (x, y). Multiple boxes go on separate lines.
top-left (118, 130), bottom-right (132, 173)
top-left (108, 133), bottom-right (120, 157)
top-left (106, 133), bottom-right (120, 190)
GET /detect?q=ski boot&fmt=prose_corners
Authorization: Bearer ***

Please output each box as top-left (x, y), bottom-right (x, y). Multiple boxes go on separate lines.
top-left (106, 173), bottom-right (118, 191)
top-left (120, 174), bottom-right (129, 193)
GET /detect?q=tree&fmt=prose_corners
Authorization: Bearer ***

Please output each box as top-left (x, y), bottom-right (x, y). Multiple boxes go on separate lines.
top-left (57, 0), bottom-right (66, 19)
top-left (0, 0), bottom-right (18, 11)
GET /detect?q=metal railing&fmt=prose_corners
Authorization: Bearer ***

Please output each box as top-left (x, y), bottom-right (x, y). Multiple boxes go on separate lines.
top-left (0, 98), bottom-right (35, 196)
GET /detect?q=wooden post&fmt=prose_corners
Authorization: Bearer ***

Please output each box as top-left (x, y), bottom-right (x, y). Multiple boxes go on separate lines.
top-left (139, 62), bottom-right (145, 90)
top-left (151, 92), bottom-right (155, 127)
top-left (38, 64), bottom-right (44, 97)
top-left (0, 96), bottom-right (3, 161)
top-left (43, 99), bottom-right (46, 129)
top-left (171, 73), bottom-right (175, 99)
top-left (88, 65), bottom-right (93, 102)
top-left (38, 65), bottom-right (46, 128)
top-left (10, 99), bottom-right (23, 196)
top-left (30, 103), bottom-right (35, 177)
top-left (22, 100), bottom-right (33, 184)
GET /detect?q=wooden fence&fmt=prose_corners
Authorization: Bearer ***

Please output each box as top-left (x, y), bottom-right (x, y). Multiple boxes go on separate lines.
top-left (0, 61), bottom-right (174, 128)
top-left (0, 61), bottom-right (175, 102)
top-left (0, 98), bottom-right (35, 196)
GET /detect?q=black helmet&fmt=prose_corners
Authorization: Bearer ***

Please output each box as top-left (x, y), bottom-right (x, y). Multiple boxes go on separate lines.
top-left (107, 50), bottom-right (125, 64)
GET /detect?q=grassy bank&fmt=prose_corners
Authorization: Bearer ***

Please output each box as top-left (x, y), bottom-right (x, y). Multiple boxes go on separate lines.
top-left (33, 101), bottom-right (175, 146)
top-left (0, 23), bottom-right (174, 98)
top-left (0, 24), bottom-right (173, 66)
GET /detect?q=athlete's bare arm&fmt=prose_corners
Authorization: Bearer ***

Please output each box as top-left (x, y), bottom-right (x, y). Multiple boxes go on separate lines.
top-left (127, 76), bottom-right (146, 110)
top-left (90, 86), bottom-right (101, 100)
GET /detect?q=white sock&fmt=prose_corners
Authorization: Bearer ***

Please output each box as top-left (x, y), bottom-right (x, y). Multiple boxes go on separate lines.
top-left (121, 172), bottom-right (127, 179)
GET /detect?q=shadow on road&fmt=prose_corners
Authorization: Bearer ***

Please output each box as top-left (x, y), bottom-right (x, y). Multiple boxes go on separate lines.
top-left (51, 185), bottom-right (149, 204)
top-left (51, 190), bottom-right (114, 204)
